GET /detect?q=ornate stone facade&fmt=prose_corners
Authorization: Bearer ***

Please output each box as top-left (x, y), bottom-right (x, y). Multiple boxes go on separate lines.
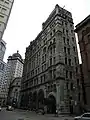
top-left (1, 51), bottom-right (23, 106)
top-left (75, 15), bottom-right (90, 110)
top-left (20, 4), bottom-right (79, 113)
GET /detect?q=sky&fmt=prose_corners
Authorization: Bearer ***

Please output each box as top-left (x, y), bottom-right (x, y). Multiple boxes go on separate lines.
top-left (3, 0), bottom-right (90, 63)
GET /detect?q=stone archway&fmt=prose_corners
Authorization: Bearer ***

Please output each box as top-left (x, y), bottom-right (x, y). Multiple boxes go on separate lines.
top-left (20, 93), bottom-right (29, 109)
top-left (20, 94), bottom-right (24, 107)
top-left (32, 91), bottom-right (37, 109)
top-left (28, 92), bottom-right (33, 109)
top-left (38, 89), bottom-right (44, 109)
top-left (24, 93), bottom-right (29, 109)
top-left (47, 95), bottom-right (56, 114)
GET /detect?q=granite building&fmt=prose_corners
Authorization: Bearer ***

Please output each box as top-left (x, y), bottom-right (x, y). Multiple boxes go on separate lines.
top-left (1, 51), bottom-right (23, 105)
top-left (20, 4), bottom-right (79, 113)
top-left (0, 0), bottom-right (14, 40)
top-left (75, 15), bottom-right (90, 110)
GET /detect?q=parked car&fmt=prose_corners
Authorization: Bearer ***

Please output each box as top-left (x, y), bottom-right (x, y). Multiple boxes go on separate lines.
top-left (74, 113), bottom-right (90, 120)
top-left (36, 109), bottom-right (45, 115)
top-left (0, 106), bottom-right (1, 111)
top-left (6, 105), bottom-right (13, 111)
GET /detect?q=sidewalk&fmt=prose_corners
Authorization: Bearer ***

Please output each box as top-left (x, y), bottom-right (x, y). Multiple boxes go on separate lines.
top-left (14, 109), bottom-right (74, 120)
top-left (45, 114), bottom-right (74, 120)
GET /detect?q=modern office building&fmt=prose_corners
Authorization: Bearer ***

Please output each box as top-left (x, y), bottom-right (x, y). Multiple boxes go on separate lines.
top-left (20, 4), bottom-right (79, 113)
top-left (0, 0), bottom-right (14, 40)
top-left (75, 15), bottom-right (90, 110)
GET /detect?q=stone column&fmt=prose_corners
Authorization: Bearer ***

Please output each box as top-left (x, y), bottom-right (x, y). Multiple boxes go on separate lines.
top-left (60, 80), bottom-right (64, 101)
top-left (60, 80), bottom-right (65, 112)
top-left (44, 85), bottom-right (47, 98)
top-left (56, 82), bottom-right (60, 111)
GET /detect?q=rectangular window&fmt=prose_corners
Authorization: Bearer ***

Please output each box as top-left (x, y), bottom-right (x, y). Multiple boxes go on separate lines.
top-left (65, 22), bottom-right (67, 26)
top-left (67, 39), bottom-right (69, 45)
top-left (44, 64), bottom-right (46, 70)
top-left (45, 54), bottom-right (46, 61)
top-left (74, 57), bottom-right (76, 64)
top-left (53, 57), bottom-right (56, 64)
top-left (71, 30), bottom-right (73, 34)
top-left (66, 30), bottom-right (68, 35)
top-left (42, 65), bottom-right (44, 72)
top-left (70, 71), bottom-right (72, 79)
top-left (53, 38), bottom-right (56, 43)
top-left (53, 45), bottom-right (56, 53)
top-left (63, 37), bottom-right (65, 43)
top-left (65, 57), bottom-right (67, 64)
top-left (50, 32), bottom-right (52, 37)
top-left (72, 37), bottom-right (74, 42)
top-left (66, 70), bottom-right (68, 78)
top-left (41, 76), bottom-right (42, 84)
top-left (73, 46), bottom-right (75, 52)
top-left (70, 24), bottom-right (73, 27)
top-left (44, 74), bottom-right (46, 82)
top-left (50, 58), bottom-right (52, 66)
top-left (63, 28), bottom-right (64, 33)
top-left (35, 69), bottom-right (37, 75)
top-left (50, 47), bottom-right (52, 54)
top-left (68, 48), bottom-right (70, 54)
top-left (64, 47), bottom-right (66, 53)
top-left (37, 78), bottom-right (38, 84)
top-left (68, 59), bottom-right (71, 66)
top-left (38, 68), bottom-right (39, 74)
top-left (42, 56), bottom-right (44, 63)
top-left (70, 83), bottom-right (73, 90)
top-left (49, 70), bottom-right (52, 79)
top-left (53, 69), bottom-right (56, 78)
top-left (53, 29), bottom-right (55, 34)
top-left (43, 40), bottom-right (45, 45)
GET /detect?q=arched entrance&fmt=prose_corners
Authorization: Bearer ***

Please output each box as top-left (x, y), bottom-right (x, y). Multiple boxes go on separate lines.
top-left (47, 95), bottom-right (56, 113)
top-left (32, 91), bottom-right (37, 110)
top-left (29, 92), bottom-right (33, 110)
top-left (20, 94), bottom-right (24, 108)
top-left (20, 93), bottom-right (29, 109)
top-left (38, 89), bottom-right (44, 109)
top-left (23, 93), bottom-right (29, 109)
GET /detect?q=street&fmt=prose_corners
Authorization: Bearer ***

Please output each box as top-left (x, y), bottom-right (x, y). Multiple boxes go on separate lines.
top-left (0, 108), bottom-right (74, 120)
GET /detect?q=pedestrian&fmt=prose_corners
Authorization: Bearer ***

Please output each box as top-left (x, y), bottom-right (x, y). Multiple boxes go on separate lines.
top-left (55, 109), bottom-right (58, 117)
top-left (44, 105), bottom-right (47, 114)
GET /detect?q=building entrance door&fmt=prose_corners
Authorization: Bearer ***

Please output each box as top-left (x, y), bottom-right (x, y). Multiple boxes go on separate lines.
top-left (47, 95), bottom-right (56, 114)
